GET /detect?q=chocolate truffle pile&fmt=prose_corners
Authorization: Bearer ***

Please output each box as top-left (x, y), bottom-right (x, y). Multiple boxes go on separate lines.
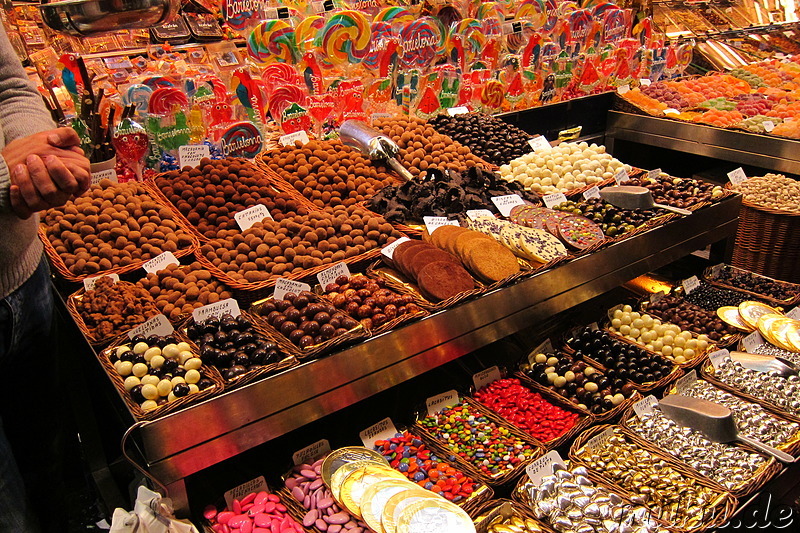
top-left (429, 112), bottom-right (534, 166)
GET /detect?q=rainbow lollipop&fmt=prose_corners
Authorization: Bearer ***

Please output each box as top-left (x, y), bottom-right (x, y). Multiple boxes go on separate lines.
top-left (516, 0), bottom-right (546, 29)
top-left (374, 6), bottom-right (414, 23)
top-left (247, 20), bottom-right (300, 64)
top-left (398, 17), bottom-right (444, 70)
top-left (295, 15), bottom-right (325, 51)
top-left (316, 10), bottom-right (371, 67)
top-left (364, 21), bottom-right (395, 71)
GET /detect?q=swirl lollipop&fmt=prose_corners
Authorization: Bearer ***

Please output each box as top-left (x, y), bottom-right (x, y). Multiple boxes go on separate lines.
top-left (398, 17), bottom-right (443, 70)
top-left (123, 84), bottom-right (152, 114)
top-left (269, 85), bottom-right (308, 120)
top-left (248, 20), bottom-right (300, 64)
top-left (316, 10), bottom-right (371, 67)
top-left (148, 87), bottom-right (189, 115)
top-left (516, 0), bottom-right (546, 29)
top-left (364, 21), bottom-right (395, 71)
top-left (374, 6), bottom-right (414, 23)
top-left (543, 0), bottom-right (558, 33)
top-left (295, 15), bottom-right (325, 52)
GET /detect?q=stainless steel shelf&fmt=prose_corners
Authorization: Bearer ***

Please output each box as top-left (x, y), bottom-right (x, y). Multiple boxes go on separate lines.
top-left (123, 195), bottom-right (741, 513)
top-left (606, 110), bottom-right (800, 175)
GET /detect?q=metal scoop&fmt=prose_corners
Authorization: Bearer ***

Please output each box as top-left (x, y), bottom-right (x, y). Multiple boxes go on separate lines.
top-left (600, 185), bottom-right (692, 215)
top-left (659, 394), bottom-right (794, 462)
top-left (730, 351), bottom-right (799, 378)
top-left (339, 120), bottom-right (414, 181)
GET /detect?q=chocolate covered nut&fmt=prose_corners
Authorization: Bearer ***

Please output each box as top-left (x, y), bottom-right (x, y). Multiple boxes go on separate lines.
top-left (429, 112), bottom-right (534, 166)
top-left (323, 275), bottom-right (421, 329)
top-left (137, 261), bottom-right (232, 321)
top-left (626, 171), bottom-right (724, 209)
top-left (75, 277), bottom-right (160, 340)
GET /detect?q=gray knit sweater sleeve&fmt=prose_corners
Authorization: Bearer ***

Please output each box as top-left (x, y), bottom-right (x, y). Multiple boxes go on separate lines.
top-left (0, 25), bottom-right (57, 211)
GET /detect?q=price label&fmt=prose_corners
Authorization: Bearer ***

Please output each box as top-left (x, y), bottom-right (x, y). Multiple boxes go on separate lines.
top-left (584, 427), bottom-right (615, 454)
top-left (617, 84), bottom-right (630, 95)
top-left (426, 390), bottom-right (459, 416)
top-left (234, 204), bottom-right (273, 231)
top-left (491, 194), bottom-right (526, 217)
top-left (423, 216), bottom-right (459, 234)
top-left (127, 314), bottom-right (174, 340)
top-left (649, 291), bottom-right (666, 304)
top-left (317, 262), bottom-right (351, 289)
top-left (142, 251), bottom-right (179, 274)
top-left (639, 78), bottom-right (652, 86)
top-left (542, 192), bottom-right (568, 208)
top-left (263, 6), bottom-right (290, 19)
top-left (614, 168), bottom-right (630, 185)
top-left (675, 370), bottom-right (698, 395)
top-left (664, 108), bottom-right (680, 115)
top-left (763, 120), bottom-right (775, 133)
top-left (359, 418), bottom-right (399, 448)
top-left (527, 339), bottom-right (554, 364)
top-left (473, 366), bottom-right (501, 391)
top-left (178, 144), bottom-right (210, 169)
top-left (582, 186), bottom-right (601, 200)
top-left (274, 278), bottom-right (311, 300)
top-left (633, 395), bottom-right (658, 418)
top-left (525, 450), bottom-right (564, 485)
top-left (709, 349), bottom-right (730, 371)
top-left (381, 237), bottom-right (411, 261)
top-left (647, 168), bottom-right (662, 180)
top-left (83, 273), bottom-right (119, 291)
top-left (224, 476), bottom-right (269, 508)
top-left (727, 167), bottom-right (748, 185)
top-left (710, 263), bottom-right (724, 278)
top-left (742, 331), bottom-right (764, 353)
top-left (466, 209), bottom-right (495, 221)
top-left (192, 298), bottom-right (241, 322)
top-left (91, 168), bottom-right (118, 186)
top-left (502, 21), bottom-right (523, 35)
top-left (370, 112), bottom-right (392, 125)
top-left (447, 107), bottom-right (469, 116)
top-left (786, 307), bottom-right (800, 320)
top-left (292, 439), bottom-right (332, 466)
top-left (682, 276), bottom-right (700, 295)
top-left (279, 130), bottom-right (310, 147)
top-left (311, 0), bottom-right (335, 13)
top-left (528, 136), bottom-right (551, 152)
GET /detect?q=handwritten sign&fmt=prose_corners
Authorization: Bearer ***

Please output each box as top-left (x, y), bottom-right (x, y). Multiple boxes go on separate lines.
top-left (83, 273), bottom-right (119, 291)
top-left (647, 168), bottom-right (662, 180)
top-left (142, 251), bottom-right (179, 274)
top-left (370, 112), bottom-right (392, 125)
top-left (447, 107), bottom-right (469, 116)
top-left (292, 439), bottom-right (332, 466)
top-left (192, 298), bottom-right (241, 322)
top-left (617, 84), bottom-right (630, 94)
top-left (727, 167), bottom-right (747, 185)
top-left (649, 291), bottom-right (666, 304)
top-left (224, 476), bottom-right (269, 508)
top-left (234, 204), bottom-right (273, 231)
top-left (423, 216), bottom-right (459, 234)
top-left (584, 427), bottom-right (615, 454)
top-left (633, 395), bottom-right (658, 418)
top-left (426, 390), bottom-right (459, 416)
top-left (466, 209), bottom-right (495, 221)
top-left (359, 418), bottom-right (399, 448)
top-left (127, 314), bottom-right (174, 340)
top-left (525, 450), bottom-right (564, 485)
top-left (528, 136), bottom-right (551, 152)
top-left (381, 237), bottom-right (411, 261)
top-left (710, 263), bottom-right (724, 278)
top-left (682, 276), bottom-right (700, 295)
top-left (178, 144), bottom-right (210, 169)
top-left (473, 366), bottom-right (501, 391)
top-left (675, 370), bottom-right (698, 395)
top-left (491, 194), bottom-right (526, 217)
top-left (639, 78), bottom-right (652, 86)
top-left (763, 121), bottom-right (775, 133)
top-left (614, 168), bottom-right (630, 185)
top-left (279, 130), bottom-right (310, 147)
top-left (709, 349), bottom-right (730, 371)
top-left (274, 278), bottom-right (311, 300)
top-left (542, 192), bottom-right (568, 208)
top-left (317, 262), bottom-right (351, 289)
top-left (742, 331), bottom-right (764, 353)
top-left (786, 307), bottom-right (800, 320)
top-left (91, 168), bottom-right (117, 186)
top-left (583, 186), bottom-right (601, 200)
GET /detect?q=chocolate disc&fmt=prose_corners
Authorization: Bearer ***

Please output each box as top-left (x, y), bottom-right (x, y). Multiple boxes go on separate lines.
top-left (556, 215), bottom-right (605, 250)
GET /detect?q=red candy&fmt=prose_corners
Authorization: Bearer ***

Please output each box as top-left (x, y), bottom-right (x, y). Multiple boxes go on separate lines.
top-left (473, 378), bottom-right (579, 443)
top-left (205, 491), bottom-right (303, 533)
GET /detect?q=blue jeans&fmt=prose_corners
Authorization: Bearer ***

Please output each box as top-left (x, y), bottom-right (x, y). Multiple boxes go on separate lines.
top-left (0, 256), bottom-right (51, 532)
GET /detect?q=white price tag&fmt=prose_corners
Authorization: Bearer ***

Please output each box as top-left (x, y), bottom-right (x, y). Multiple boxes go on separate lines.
top-left (639, 78), bottom-right (652, 86)
top-left (359, 418), bottom-right (399, 448)
top-left (447, 106), bottom-right (469, 116)
top-left (647, 168), bottom-right (662, 180)
top-left (664, 108), bottom-right (680, 115)
top-left (292, 439), bottom-right (332, 466)
top-left (584, 427), bottom-right (616, 454)
top-left (727, 167), bottom-right (748, 185)
top-left (178, 144), bottom-right (210, 169)
top-left (234, 204), bottom-right (273, 231)
top-left (649, 291), bottom-right (666, 304)
top-left (633, 395), bottom-right (658, 418)
top-left (710, 263), bottom-right (724, 278)
top-left (83, 273), bottom-right (119, 291)
top-left (742, 331), bottom-right (764, 353)
top-left (91, 169), bottom-right (117, 185)
top-left (423, 216), bottom-right (459, 234)
top-left (525, 450), bottom-right (564, 485)
top-left (224, 476), bottom-right (269, 507)
top-left (466, 209), bottom-right (495, 221)
top-left (142, 251), bottom-right (179, 274)
top-left (192, 298), bottom-right (241, 322)
top-left (786, 307), bottom-right (800, 320)
top-left (614, 168), bottom-right (630, 185)
top-left (527, 339), bottom-right (554, 364)
top-left (682, 276), bottom-right (700, 295)
top-left (583, 186), bottom-right (601, 200)
top-left (127, 314), bottom-right (174, 340)
top-left (542, 192), bottom-right (568, 208)
top-left (763, 120), bottom-right (775, 133)
top-left (317, 262), bottom-right (351, 289)
top-left (675, 370), bottom-right (698, 395)
top-left (491, 194), bottom-right (526, 217)
top-left (473, 366), bottom-right (501, 391)
top-left (709, 349), bottom-right (730, 371)
top-left (279, 130), bottom-right (310, 147)
top-left (426, 390), bottom-right (460, 416)
top-left (274, 278), bottom-right (311, 300)
top-left (370, 112), bottom-right (392, 125)
top-left (528, 136), bottom-right (551, 152)
top-left (381, 237), bottom-right (411, 261)
top-left (617, 84), bottom-right (630, 94)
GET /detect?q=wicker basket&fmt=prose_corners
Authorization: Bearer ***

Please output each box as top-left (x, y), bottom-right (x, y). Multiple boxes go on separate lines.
top-left (702, 263), bottom-right (800, 307)
top-left (569, 424), bottom-right (737, 533)
top-left (725, 183), bottom-right (800, 283)
top-left (637, 294), bottom-right (743, 349)
top-left (98, 334), bottom-right (225, 421)
top-left (471, 499), bottom-right (555, 533)
top-left (619, 406), bottom-right (783, 498)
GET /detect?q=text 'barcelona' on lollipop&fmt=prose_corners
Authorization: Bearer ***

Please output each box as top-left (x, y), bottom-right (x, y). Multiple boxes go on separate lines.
top-left (339, 120), bottom-right (413, 182)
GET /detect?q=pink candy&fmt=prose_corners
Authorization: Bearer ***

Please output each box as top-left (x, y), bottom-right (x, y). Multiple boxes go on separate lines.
top-left (205, 491), bottom-right (303, 533)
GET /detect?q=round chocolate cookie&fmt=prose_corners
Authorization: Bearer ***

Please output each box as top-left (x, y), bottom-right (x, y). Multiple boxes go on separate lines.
top-left (417, 261), bottom-right (475, 301)
top-left (409, 248), bottom-right (460, 277)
